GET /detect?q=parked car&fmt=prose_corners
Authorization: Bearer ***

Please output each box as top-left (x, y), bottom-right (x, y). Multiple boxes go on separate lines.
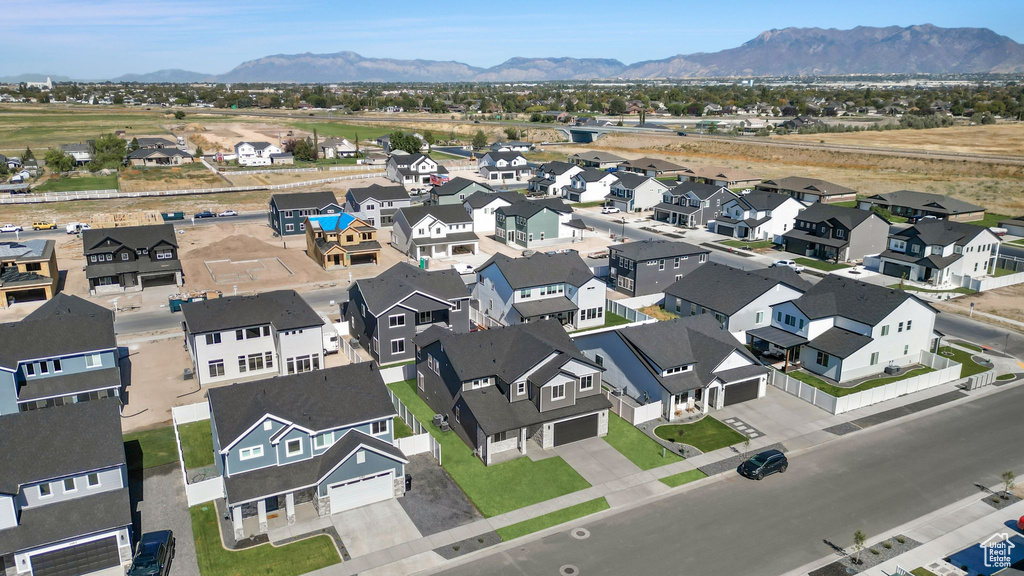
top-left (771, 259), bottom-right (804, 273)
top-left (194, 211), bottom-right (216, 219)
top-left (65, 222), bottom-right (90, 234)
top-left (601, 206), bottom-right (621, 214)
top-left (0, 223), bottom-right (23, 233)
top-left (217, 210), bottom-right (238, 217)
top-left (126, 530), bottom-right (175, 576)
top-left (32, 221), bottom-right (57, 230)
top-left (739, 449), bottom-right (788, 480)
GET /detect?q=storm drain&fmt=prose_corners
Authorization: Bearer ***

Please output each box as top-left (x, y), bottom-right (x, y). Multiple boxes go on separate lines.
top-left (560, 565), bottom-right (580, 576)
top-left (570, 528), bottom-right (590, 540)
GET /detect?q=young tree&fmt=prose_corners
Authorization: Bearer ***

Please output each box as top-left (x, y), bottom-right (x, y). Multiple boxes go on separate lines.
top-left (292, 138), bottom-right (314, 161)
top-left (388, 131), bottom-right (421, 154)
top-left (1002, 470), bottom-right (1016, 498)
top-left (852, 530), bottom-right (866, 564)
top-left (503, 126), bottom-right (519, 140)
top-left (174, 111), bottom-right (186, 120)
top-left (88, 133), bottom-right (127, 171)
top-left (312, 129), bottom-right (319, 160)
top-left (422, 130), bottom-right (436, 148)
top-left (472, 129), bottom-right (488, 149)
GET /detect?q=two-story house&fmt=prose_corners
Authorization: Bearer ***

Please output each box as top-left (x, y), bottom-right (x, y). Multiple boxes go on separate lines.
top-left (0, 294), bottom-right (122, 415)
top-left (711, 190), bottom-right (805, 242)
top-left (617, 157), bottom-right (686, 178)
top-left (0, 400), bottom-right (133, 576)
top-left (474, 251), bottom-right (606, 330)
top-left (877, 220), bottom-right (1001, 286)
top-left (463, 191), bottom-right (523, 234)
top-left (181, 290), bottom-right (325, 387)
top-left (268, 191), bottom-right (343, 236)
top-left (782, 203), bottom-right (889, 263)
top-left (663, 263), bottom-right (811, 342)
top-left (386, 153), bottom-right (446, 186)
top-left (747, 276), bottom-right (938, 383)
top-left (82, 224), bottom-right (183, 294)
top-left (430, 177), bottom-right (492, 206)
top-left (495, 199), bottom-right (576, 249)
top-left (609, 240), bottom-right (709, 297)
top-left (564, 168), bottom-right (618, 204)
top-left (569, 151), bottom-right (626, 170)
top-left (477, 151), bottom-right (532, 182)
top-left (858, 190), bottom-right (986, 223)
top-left (318, 137), bottom-right (358, 159)
top-left (574, 315), bottom-right (768, 420)
top-left (0, 239), bottom-right (58, 309)
top-left (676, 166), bottom-right (760, 189)
top-left (58, 143), bottom-right (92, 165)
top-left (345, 263), bottom-right (471, 365)
top-left (414, 320), bottom-right (611, 464)
top-left (235, 141), bottom-right (284, 166)
top-left (343, 184), bottom-right (410, 227)
top-left (605, 172), bottom-right (670, 212)
top-left (653, 182), bottom-right (736, 228)
top-left (210, 364), bottom-right (407, 540)
top-left (391, 205), bottom-right (479, 260)
top-left (528, 161), bottom-right (582, 197)
top-left (304, 214), bottom-right (380, 270)
top-left (756, 176), bottom-right (858, 204)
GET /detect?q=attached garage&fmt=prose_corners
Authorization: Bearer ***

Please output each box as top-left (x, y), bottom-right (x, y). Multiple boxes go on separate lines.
top-left (139, 273), bottom-right (179, 289)
top-left (31, 536), bottom-right (120, 576)
top-left (723, 379), bottom-right (760, 407)
top-left (716, 224), bottom-right (734, 237)
top-left (328, 471), bottom-right (394, 514)
top-left (553, 413), bottom-right (599, 447)
top-left (882, 261), bottom-right (912, 279)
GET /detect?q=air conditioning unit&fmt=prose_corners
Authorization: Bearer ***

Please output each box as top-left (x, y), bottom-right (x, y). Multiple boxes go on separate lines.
top-left (432, 414), bottom-right (443, 427)
top-left (440, 421), bottom-right (451, 432)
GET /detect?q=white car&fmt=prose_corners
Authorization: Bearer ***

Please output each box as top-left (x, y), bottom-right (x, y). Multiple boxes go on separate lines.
top-left (0, 223), bottom-right (23, 233)
top-left (772, 259), bottom-right (805, 273)
top-left (217, 210), bottom-right (238, 217)
top-left (601, 206), bottom-right (621, 214)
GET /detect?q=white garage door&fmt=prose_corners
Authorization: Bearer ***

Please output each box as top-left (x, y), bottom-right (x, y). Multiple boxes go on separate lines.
top-left (329, 471), bottom-right (394, 514)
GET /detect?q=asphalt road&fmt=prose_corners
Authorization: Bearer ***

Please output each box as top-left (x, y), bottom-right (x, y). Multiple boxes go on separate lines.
top-left (440, 382), bottom-right (1024, 576)
top-left (935, 313), bottom-right (1024, 359)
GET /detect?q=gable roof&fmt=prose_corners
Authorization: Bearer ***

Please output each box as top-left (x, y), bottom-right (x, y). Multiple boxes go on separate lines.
top-left (796, 202), bottom-right (881, 228)
top-left (791, 275), bottom-right (932, 325)
top-left (82, 223), bottom-right (177, 255)
top-left (307, 213), bottom-right (365, 232)
top-left (865, 190), bottom-right (984, 216)
top-left (235, 141), bottom-right (276, 151)
top-left (496, 197), bottom-right (573, 218)
top-left (464, 190), bottom-right (522, 209)
top-left (575, 168), bottom-right (617, 183)
top-left (619, 157), bottom-right (684, 172)
top-left (181, 289), bottom-right (323, 334)
top-left (610, 171), bottom-right (663, 190)
top-left (666, 182), bottom-right (732, 200)
top-left (270, 191), bottom-right (339, 211)
top-left (127, 148), bottom-right (192, 160)
top-left (610, 239), bottom-right (708, 262)
top-left (353, 262), bottom-right (470, 316)
top-left (730, 190), bottom-right (794, 212)
top-left (476, 251), bottom-right (595, 289)
top-left (432, 177), bottom-right (492, 197)
top-left (570, 151), bottom-right (626, 163)
top-left (665, 262), bottom-right (811, 315)
top-left (482, 151), bottom-right (526, 163)
top-left (135, 137), bottom-right (178, 148)
top-left (759, 176), bottom-right (857, 198)
top-left (893, 219), bottom-right (990, 246)
top-left (540, 161), bottom-right (580, 176)
top-left (398, 204), bottom-right (473, 226)
top-left (345, 184), bottom-right (409, 203)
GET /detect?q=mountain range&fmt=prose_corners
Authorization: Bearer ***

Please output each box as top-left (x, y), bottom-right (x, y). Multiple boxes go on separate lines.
top-left (18, 25), bottom-right (1024, 84)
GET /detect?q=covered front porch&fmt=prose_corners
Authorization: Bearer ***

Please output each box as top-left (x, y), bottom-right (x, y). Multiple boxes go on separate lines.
top-left (230, 487), bottom-right (321, 540)
top-left (411, 234), bottom-right (479, 260)
top-left (653, 204), bottom-right (699, 227)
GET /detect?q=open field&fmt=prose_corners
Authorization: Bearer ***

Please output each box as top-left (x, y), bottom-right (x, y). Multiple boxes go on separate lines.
top-left (34, 174), bottom-right (119, 192)
top-left (935, 283), bottom-right (1024, 325)
top-left (119, 163), bottom-right (226, 192)
top-left (782, 123), bottom-right (1024, 157)
top-left (0, 105), bottom-right (180, 151)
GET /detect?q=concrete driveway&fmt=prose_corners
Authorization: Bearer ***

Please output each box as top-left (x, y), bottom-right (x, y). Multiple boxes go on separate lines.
top-left (131, 465), bottom-right (199, 576)
top-left (554, 437), bottom-right (641, 484)
top-left (331, 499), bottom-right (422, 557)
top-left (714, 385), bottom-right (835, 438)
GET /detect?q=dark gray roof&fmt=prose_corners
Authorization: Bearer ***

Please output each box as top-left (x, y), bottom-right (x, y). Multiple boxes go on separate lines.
top-left (796, 202), bottom-right (881, 228)
top-left (666, 182), bottom-right (730, 200)
top-left (409, 231), bottom-right (479, 247)
top-left (571, 151), bottom-right (626, 163)
top-left (540, 161), bottom-right (579, 176)
top-left (792, 275), bottom-right (931, 325)
top-left (575, 168), bottom-right (616, 183)
top-left (84, 257), bottom-right (182, 279)
top-left (352, 262), bottom-right (469, 316)
top-left (482, 151), bottom-right (527, 163)
top-left (0, 487), bottom-right (131, 556)
top-left (0, 399), bottom-right (125, 495)
top-left (0, 294), bottom-right (116, 370)
top-left (464, 190), bottom-right (522, 209)
top-left (181, 289), bottom-right (322, 334)
top-left (512, 296), bottom-right (578, 318)
top-left (127, 147), bottom-right (192, 160)
top-left (432, 177), bottom-right (491, 197)
top-left (497, 198), bottom-right (572, 218)
top-left (475, 252), bottom-right (595, 290)
top-left (610, 239), bottom-right (708, 262)
top-left (346, 184), bottom-right (409, 203)
top-left (137, 137), bottom-right (178, 147)
top-left (610, 171), bottom-right (660, 190)
top-left (224, 429), bottom-right (405, 504)
top-left (398, 204), bottom-right (473, 226)
top-left (653, 202), bottom-right (699, 216)
top-left (271, 191), bottom-right (339, 211)
top-left (731, 190), bottom-right (792, 211)
top-left (747, 325), bottom-right (808, 348)
top-left (759, 176), bottom-right (857, 198)
top-left (865, 190), bottom-right (984, 216)
top-left (619, 157), bottom-right (684, 172)
top-left (665, 263), bottom-right (809, 316)
top-left (208, 363), bottom-right (396, 449)
top-left (18, 367), bottom-right (121, 402)
top-left (892, 219), bottom-right (988, 246)
top-left (806, 327), bottom-right (873, 359)
top-left (82, 223), bottom-right (177, 255)
top-left (461, 388), bottom-right (611, 436)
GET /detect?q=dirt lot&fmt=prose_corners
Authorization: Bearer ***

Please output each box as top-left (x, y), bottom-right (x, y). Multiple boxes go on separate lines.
top-left (783, 123), bottom-right (1024, 157)
top-left (121, 336), bottom-right (195, 432)
top-left (934, 283), bottom-right (1024, 325)
top-left (184, 121), bottom-right (305, 153)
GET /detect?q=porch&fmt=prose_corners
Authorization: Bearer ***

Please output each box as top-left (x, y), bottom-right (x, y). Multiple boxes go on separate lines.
top-left (747, 325), bottom-right (808, 372)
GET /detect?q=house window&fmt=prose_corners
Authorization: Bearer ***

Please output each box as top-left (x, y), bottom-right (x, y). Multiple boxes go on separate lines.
top-left (314, 432), bottom-right (332, 449)
top-left (39, 483), bottom-right (52, 498)
top-left (517, 382), bottom-right (526, 395)
top-left (579, 375), bottom-right (594, 391)
top-left (904, 345), bottom-right (910, 355)
top-left (248, 353), bottom-right (265, 372)
top-left (85, 354), bottom-right (102, 368)
top-left (63, 478), bottom-right (76, 493)
top-left (898, 322), bottom-right (904, 333)
top-left (263, 421), bottom-right (273, 431)
top-left (238, 356), bottom-right (247, 373)
top-left (24, 363), bottom-right (36, 377)
top-left (87, 473), bottom-right (99, 487)
top-left (452, 299), bottom-right (462, 311)
top-left (391, 339), bottom-right (405, 354)
top-left (208, 360), bottom-right (225, 378)
top-left (286, 355), bottom-right (316, 374)
top-left (594, 354), bottom-right (604, 366)
top-left (285, 439), bottom-right (303, 457)
top-left (699, 254), bottom-right (707, 263)
top-left (265, 352), bottom-right (273, 368)
top-left (285, 223), bottom-right (294, 232)
top-left (520, 288), bottom-right (531, 298)
top-left (906, 320), bottom-right (913, 331)
top-left (121, 253), bottom-right (129, 261)
top-left (455, 406), bottom-right (460, 422)
top-left (551, 383), bottom-right (566, 400)
top-left (300, 223), bottom-right (306, 231)
top-left (389, 314), bottom-right (406, 327)
top-left (816, 351), bottom-right (830, 366)
top-left (755, 311), bottom-right (764, 324)
top-left (240, 445), bottom-right (264, 460)
top-left (52, 358), bottom-right (62, 373)
top-left (356, 450), bottom-right (366, 464)
top-left (870, 352), bottom-right (879, 365)
top-left (205, 333), bottom-right (221, 345)
top-left (659, 259), bottom-right (665, 271)
top-left (881, 325), bottom-right (890, 336)
top-left (418, 311), bottom-right (431, 324)
top-left (371, 420), bottom-right (389, 435)
top-left (494, 431), bottom-right (510, 442)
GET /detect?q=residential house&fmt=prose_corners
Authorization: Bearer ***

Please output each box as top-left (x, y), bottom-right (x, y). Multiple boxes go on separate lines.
top-left (528, 161), bottom-right (583, 197)
top-left (998, 216), bottom-right (1024, 237)
top-left (345, 263), bottom-right (470, 365)
top-left (877, 220), bottom-right (1001, 286)
top-left (617, 157), bottom-right (686, 178)
top-left (463, 190), bottom-right (522, 234)
top-left (305, 214), bottom-right (380, 270)
top-left (414, 320), bottom-right (611, 464)
top-left (495, 199), bottom-right (577, 249)
top-left (711, 190), bottom-right (805, 242)
top-left (756, 176), bottom-right (858, 204)
top-left (377, 134), bottom-right (428, 154)
top-left (235, 141), bottom-right (284, 167)
top-left (747, 276), bottom-right (938, 383)
top-left (319, 138), bottom-right (358, 159)
top-left (738, 118), bottom-right (770, 133)
top-left (653, 182), bottom-right (736, 228)
top-left (268, 191), bottom-right (343, 236)
top-left (82, 224), bottom-right (183, 294)
top-left (344, 184), bottom-right (411, 227)
top-left (702, 103), bottom-right (723, 116)
top-left (676, 166), bottom-right (761, 189)
top-left (564, 168), bottom-right (618, 204)
top-left (778, 116), bottom-right (824, 131)
top-left (385, 153), bottom-right (445, 186)
top-left (126, 147), bottom-right (194, 167)
top-left (181, 289), bottom-right (325, 387)
top-left (0, 294), bottom-right (122, 415)
top-left (574, 315), bottom-right (768, 419)
top-left (608, 240), bottom-right (709, 297)
top-left (474, 251), bottom-right (606, 330)
top-left (489, 141), bottom-right (533, 153)
top-left (211, 364), bottom-right (406, 540)
top-left (605, 172), bottom-right (670, 212)
top-left (134, 137), bottom-right (178, 149)
top-left (430, 177), bottom-right (492, 206)
top-left (477, 151), bottom-right (532, 182)
top-left (391, 205), bottom-right (478, 260)
top-left (568, 151), bottom-right (626, 170)
top-left (663, 263), bottom-right (811, 342)
top-left (0, 400), bottom-right (133, 576)
top-left (0, 239), bottom-right (58, 308)
top-left (58, 143), bottom-right (92, 165)
top-left (781, 203), bottom-right (889, 263)
top-left (858, 190), bottom-right (986, 223)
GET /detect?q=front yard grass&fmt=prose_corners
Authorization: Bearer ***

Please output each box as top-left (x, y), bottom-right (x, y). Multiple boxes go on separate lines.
top-left (603, 413), bottom-right (682, 470)
top-left (571, 200), bottom-right (605, 208)
top-left (388, 380), bottom-right (590, 517)
top-left (123, 425), bottom-right (178, 470)
top-left (938, 346), bottom-right (991, 378)
top-left (951, 340), bottom-right (983, 352)
top-left (496, 498), bottom-right (609, 541)
top-left (178, 421), bottom-right (215, 470)
top-left (659, 469), bottom-right (708, 488)
top-left (788, 366), bottom-right (936, 398)
top-left (997, 373), bottom-right (1017, 381)
top-left (190, 505), bottom-right (340, 576)
top-left (654, 417), bottom-right (746, 453)
top-left (394, 417), bottom-right (415, 439)
top-left (966, 212), bottom-right (1011, 229)
top-left (794, 257), bottom-right (851, 271)
top-left (720, 239), bottom-right (774, 250)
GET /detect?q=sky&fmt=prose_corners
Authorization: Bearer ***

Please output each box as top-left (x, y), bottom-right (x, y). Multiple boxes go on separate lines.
top-left (4, 0), bottom-right (1024, 79)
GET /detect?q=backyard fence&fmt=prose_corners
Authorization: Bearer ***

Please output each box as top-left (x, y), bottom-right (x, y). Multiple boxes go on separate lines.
top-left (956, 270), bottom-right (1024, 292)
top-left (768, 351), bottom-right (963, 415)
top-left (602, 388), bottom-right (662, 425)
top-left (340, 336), bottom-right (362, 365)
top-left (605, 298), bottom-right (655, 324)
top-left (170, 402), bottom-right (225, 506)
top-left (379, 362), bottom-right (416, 384)
top-left (386, 387), bottom-right (441, 465)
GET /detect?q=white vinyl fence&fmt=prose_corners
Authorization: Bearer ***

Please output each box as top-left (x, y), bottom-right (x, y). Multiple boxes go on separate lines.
top-left (958, 270), bottom-right (1024, 292)
top-left (605, 298), bottom-right (655, 324)
top-left (171, 402), bottom-right (225, 506)
top-left (769, 351), bottom-right (962, 415)
top-left (603, 389), bottom-right (662, 425)
top-left (380, 362), bottom-right (416, 384)
top-left (386, 387), bottom-right (442, 465)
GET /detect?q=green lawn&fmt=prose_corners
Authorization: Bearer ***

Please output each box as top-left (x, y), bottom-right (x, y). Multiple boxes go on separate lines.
top-left (1011, 238), bottom-right (1024, 246)
top-left (887, 284), bottom-right (977, 295)
top-left (430, 150), bottom-right (467, 160)
top-left (910, 568), bottom-right (938, 576)
top-left (388, 380), bottom-right (590, 517)
top-left (966, 213), bottom-right (1011, 228)
top-left (794, 258), bottom-right (851, 271)
top-left (603, 414), bottom-right (682, 470)
top-left (571, 200), bottom-right (605, 208)
top-left (833, 200), bottom-right (859, 208)
top-left (394, 417), bottom-right (415, 439)
top-left (939, 346), bottom-right (991, 378)
top-left (951, 340), bottom-right (983, 352)
top-left (190, 505), bottom-right (340, 576)
top-left (654, 417), bottom-right (746, 453)
top-left (34, 174), bottom-right (119, 192)
top-left (123, 426), bottom-right (179, 470)
top-left (570, 311), bottom-right (630, 333)
top-left (997, 373), bottom-right (1017, 381)
top-left (496, 498), bottom-right (609, 541)
top-left (178, 421), bottom-right (216, 470)
top-left (721, 239), bottom-right (774, 250)
top-left (291, 122), bottom-right (391, 143)
top-left (659, 469), bottom-right (708, 488)
top-left (788, 366), bottom-right (936, 397)
top-left (994, 267), bottom-right (1017, 277)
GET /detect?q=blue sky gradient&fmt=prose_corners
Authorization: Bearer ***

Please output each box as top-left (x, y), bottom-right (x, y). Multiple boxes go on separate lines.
top-left (4, 0), bottom-right (1024, 78)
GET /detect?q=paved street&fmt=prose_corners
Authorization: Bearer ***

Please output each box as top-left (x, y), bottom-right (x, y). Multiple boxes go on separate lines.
top-left (438, 382), bottom-right (1024, 576)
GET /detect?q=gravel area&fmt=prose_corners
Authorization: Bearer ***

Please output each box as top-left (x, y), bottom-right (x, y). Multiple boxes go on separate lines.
top-left (824, 423), bottom-right (862, 436)
top-left (400, 454), bottom-right (482, 536)
top-left (434, 532), bottom-right (503, 560)
top-left (697, 442), bottom-right (786, 477)
top-left (810, 535), bottom-right (921, 576)
top-left (981, 491), bottom-right (1023, 510)
top-left (132, 465), bottom-right (200, 576)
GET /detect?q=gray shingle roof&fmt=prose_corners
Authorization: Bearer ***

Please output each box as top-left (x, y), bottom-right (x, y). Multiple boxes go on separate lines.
top-left (208, 363), bottom-right (396, 450)
top-left (346, 184), bottom-right (409, 203)
top-left (666, 182), bottom-right (730, 200)
top-left (610, 171), bottom-right (659, 190)
top-left (127, 148), bottom-right (192, 160)
top-left (609, 239), bottom-right (708, 262)
top-left (892, 219), bottom-right (988, 246)
top-left (475, 251), bottom-right (595, 290)
top-left (461, 388), bottom-right (611, 436)
top-left (0, 294), bottom-right (116, 370)
top-left (352, 262), bottom-right (469, 316)
top-left (0, 487), bottom-right (131, 556)
top-left (398, 204), bottom-right (473, 226)
top-left (759, 176), bottom-right (857, 198)
top-left (664, 263), bottom-right (810, 316)
top-left (463, 190), bottom-right (522, 209)
top-left (806, 327), bottom-right (873, 358)
top-left (731, 190), bottom-right (792, 211)
top-left (865, 190), bottom-right (984, 216)
top-left (619, 157), bottom-right (684, 172)
top-left (571, 151), bottom-right (626, 163)
top-left (496, 198), bottom-right (572, 218)
top-left (482, 151), bottom-right (527, 164)
top-left (796, 202), bottom-right (880, 228)
top-left (431, 177), bottom-right (491, 197)
top-left (181, 289), bottom-right (323, 334)
top-left (270, 191), bottom-right (339, 211)
top-left (575, 168), bottom-right (616, 183)
top-left (540, 161), bottom-right (579, 176)
top-left (792, 275), bottom-right (930, 325)
top-left (82, 223), bottom-right (177, 255)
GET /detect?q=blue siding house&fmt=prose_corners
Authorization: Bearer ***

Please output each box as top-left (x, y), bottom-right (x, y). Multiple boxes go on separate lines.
top-left (268, 191), bottom-right (343, 236)
top-left (208, 363), bottom-right (407, 539)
